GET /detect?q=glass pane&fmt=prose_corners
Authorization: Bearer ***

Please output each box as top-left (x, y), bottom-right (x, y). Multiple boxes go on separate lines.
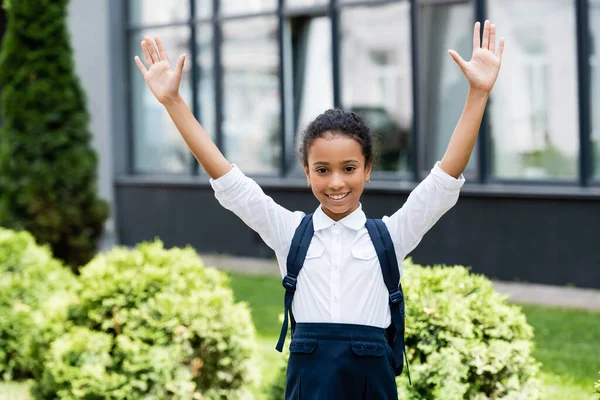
top-left (196, 0), bottom-right (212, 19)
top-left (221, 17), bottom-right (281, 174)
top-left (221, 0), bottom-right (278, 16)
top-left (340, 0), bottom-right (381, 3)
top-left (128, 0), bottom-right (189, 25)
top-left (130, 28), bottom-right (193, 173)
top-left (290, 17), bottom-right (334, 174)
top-left (196, 24), bottom-right (216, 142)
top-left (488, 0), bottom-right (579, 179)
top-left (591, 0), bottom-right (600, 179)
top-left (419, 1), bottom-right (476, 177)
top-left (286, 0), bottom-right (329, 8)
top-left (341, 3), bottom-right (413, 174)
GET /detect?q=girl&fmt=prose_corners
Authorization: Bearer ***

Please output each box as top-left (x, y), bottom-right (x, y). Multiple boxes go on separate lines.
top-left (135, 20), bottom-right (504, 400)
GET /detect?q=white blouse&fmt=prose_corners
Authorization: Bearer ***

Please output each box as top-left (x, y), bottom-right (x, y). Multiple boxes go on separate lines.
top-left (210, 162), bottom-right (465, 328)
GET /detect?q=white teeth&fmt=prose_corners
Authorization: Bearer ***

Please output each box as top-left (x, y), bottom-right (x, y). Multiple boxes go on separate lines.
top-left (328, 193), bottom-right (348, 200)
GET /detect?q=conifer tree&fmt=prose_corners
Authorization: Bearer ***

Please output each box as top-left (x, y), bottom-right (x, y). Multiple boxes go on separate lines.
top-left (0, 0), bottom-right (109, 271)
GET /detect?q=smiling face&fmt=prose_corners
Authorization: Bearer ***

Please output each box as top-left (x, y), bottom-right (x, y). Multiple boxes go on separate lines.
top-left (304, 133), bottom-right (372, 221)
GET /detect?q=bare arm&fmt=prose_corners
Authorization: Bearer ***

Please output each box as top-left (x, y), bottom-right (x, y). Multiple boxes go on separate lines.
top-left (440, 20), bottom-right (505, 178)
top-left (134, 37), bottom-right (230, 179)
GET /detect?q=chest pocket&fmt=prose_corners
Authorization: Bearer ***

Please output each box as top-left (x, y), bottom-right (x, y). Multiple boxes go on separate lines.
top-left (305, 240), bottom-right (325, 259)
top-left (351, 245), bottom-right (377, 261)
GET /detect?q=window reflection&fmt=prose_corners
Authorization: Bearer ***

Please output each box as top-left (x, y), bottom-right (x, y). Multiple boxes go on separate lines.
top-left (195, 0), bottom-right (212, 19)
top-left (221, 17), bottom-right (281, 174)
top-left (341, 3), bottom-right (413, 174)
top-left (286, 0), bottom-right (329, 8)
top-left (419, 2), bottom-right (475, 177)
top-left (220, 0), bottom-right (278, 16)
top-left (196, 24), bottom-right (216, 142)
top-left (590, 0), bottom-right (600, 179)
top-left (128, 0), bottom-right (189, 25)
top-left (130, 28), bottom-right (193, 173)
top-left (488, 0), bottom-right (579, 179)
top-left (288, 17), bottom-right (334, 174)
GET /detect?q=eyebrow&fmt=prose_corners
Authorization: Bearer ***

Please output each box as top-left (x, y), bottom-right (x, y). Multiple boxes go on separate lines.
top-left (312, 160), bottom-right (360, 166)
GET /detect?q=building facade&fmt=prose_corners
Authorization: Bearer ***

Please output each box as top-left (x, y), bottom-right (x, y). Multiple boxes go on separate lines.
top-left (67, 0), bottom-right (599, 288)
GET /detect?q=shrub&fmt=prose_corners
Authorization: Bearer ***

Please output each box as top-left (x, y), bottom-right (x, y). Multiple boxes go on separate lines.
top-left (32, 240), bottom-right (259, 400)
top-left (0, 0), bottom-right (109, 271)
top-left (595, 372), bottom-right (600, 400)
top-left (269, 260), bottom-right (542, 400)
top-left (0, 228), bottom-right (78, 381)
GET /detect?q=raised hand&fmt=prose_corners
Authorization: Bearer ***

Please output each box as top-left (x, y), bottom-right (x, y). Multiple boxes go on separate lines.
top-left (448, 20), bottom-right (505, 93)
top-left (134, 37), bottom-right (186, 104)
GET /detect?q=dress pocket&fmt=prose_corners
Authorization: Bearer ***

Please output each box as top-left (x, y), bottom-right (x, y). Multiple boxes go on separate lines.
top-left (350, 340), bottom-right (386, 357)
top-left (289, 338), bottom-right (318, 354)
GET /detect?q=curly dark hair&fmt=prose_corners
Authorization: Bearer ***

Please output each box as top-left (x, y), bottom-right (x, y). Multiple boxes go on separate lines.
top-left (299, 108), bottom-right (373, 167)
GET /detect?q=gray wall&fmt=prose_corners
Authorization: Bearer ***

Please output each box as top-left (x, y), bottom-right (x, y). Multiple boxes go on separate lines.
top-left (68, 0), bottom-right (115, 239)
top-left (115, 178), bottom-right (600, 289)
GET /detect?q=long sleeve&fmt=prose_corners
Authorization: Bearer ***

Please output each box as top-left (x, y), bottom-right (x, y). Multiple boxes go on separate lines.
top-left (210, 164), bottom-right (304, 253)
top-left (384, 161), bottom-right (465, 262)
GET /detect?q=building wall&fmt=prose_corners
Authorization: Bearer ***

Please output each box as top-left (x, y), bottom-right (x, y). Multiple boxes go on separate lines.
top-left (63, 0), bottom-right (600, 288)
top-left (115, 177), bottom-right (600, 289)
top-left (67, 0), bottom-right (115, 239)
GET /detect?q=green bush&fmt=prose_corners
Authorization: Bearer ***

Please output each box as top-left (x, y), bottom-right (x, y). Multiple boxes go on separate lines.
top-left (32, 240), bottom-right (259, 400)
top-left (269, 260), bottom-right (542, 400)
top-left (0, 228), bottom-right (79, 381)
top-left (595, 372), bottom-right (600, 400)
top-left (0, 0), bottom-right (109, 271)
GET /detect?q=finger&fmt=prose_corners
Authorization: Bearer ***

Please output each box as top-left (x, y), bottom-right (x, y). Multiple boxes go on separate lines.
top-left (141, 41), bottom-right (154, 66)
top-left (473, 21), bottom-right (481, 50)
top-left (497, 37), bottom-right (505, 62)
top-left (448, 49), bottom-right (468, 71)
top-left (155, 37), bottom-right (169, 62)
top-left (489, 23), bottom-right (496, 53)
top-left (144, 36), bottom-right (160, 62)
top-left (134, 56), bottom-right (148, 76)
top-left (482, 20), bottom-right (490, 50)
top-left (175, 54), bottom-right (186, 80)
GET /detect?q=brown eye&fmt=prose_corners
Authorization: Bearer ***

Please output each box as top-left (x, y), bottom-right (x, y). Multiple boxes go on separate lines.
top-left (316, 168), bottom-right (328, 174)
top-left (344, 166), bottom-right (356, 172)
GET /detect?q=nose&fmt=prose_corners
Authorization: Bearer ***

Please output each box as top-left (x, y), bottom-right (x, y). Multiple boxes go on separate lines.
top-left (328, 172), bottom-right (345, 191)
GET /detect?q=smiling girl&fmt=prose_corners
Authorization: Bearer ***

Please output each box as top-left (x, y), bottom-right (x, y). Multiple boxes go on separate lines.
top-left (135, 20), bottom-right (504, 400)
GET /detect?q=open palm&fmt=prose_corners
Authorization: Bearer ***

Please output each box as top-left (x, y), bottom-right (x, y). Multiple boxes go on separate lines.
top-left (449, 20), bottom-right (505, 93)
top-left (134, 37), bottom-right (186, 104)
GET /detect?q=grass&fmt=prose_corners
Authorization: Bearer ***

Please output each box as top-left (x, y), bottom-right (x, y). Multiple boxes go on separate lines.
top-left (517, 304), bottom-right (600, 400)
top-left (226, 271), bottom-right (600, 400)
top-left (3, 271), bottom-right (599, 400)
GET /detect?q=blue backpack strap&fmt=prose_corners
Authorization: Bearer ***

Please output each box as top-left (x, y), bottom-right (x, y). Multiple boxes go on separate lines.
top-left (365, 219), bottom-right (411, 383)
top-left (275, 213), bottom-right (314, 352)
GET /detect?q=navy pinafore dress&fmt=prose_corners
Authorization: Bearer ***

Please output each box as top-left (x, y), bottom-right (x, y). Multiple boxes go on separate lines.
top-left (275, 214), bottom-right (411, 399)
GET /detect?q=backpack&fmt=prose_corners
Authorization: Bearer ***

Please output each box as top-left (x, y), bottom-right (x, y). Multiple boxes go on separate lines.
top-left (275, 213), bottom-right (410, 382)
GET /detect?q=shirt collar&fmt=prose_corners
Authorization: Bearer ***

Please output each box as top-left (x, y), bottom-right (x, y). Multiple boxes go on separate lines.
top-left (313, 204), bottom-right (367, 231)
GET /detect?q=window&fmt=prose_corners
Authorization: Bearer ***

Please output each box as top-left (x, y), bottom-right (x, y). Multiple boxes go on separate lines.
top-left (128, 0), bottom-right (189, 25)
top-left (341, 2), bottom-right (413, 174)
top-left (195, 0), bottom-right (212, 19)
top-left (221, 17), bottom-right (281, 174)
top-left (418, 1), bottom-right (476, 178)
top-left (286, 0), bottom-right (329, 8)
top-left (196, 24), bottom-right (216, 142)
top-left (129, 27), bottom-right (194, 173)
top-left (591, 0), bottom-right (600, 179)
top-left (487, 0), bottom-right (579, 180)
top-left (220, 0), bottom-right (278, 16)
top-left (287, 16), bottom-right (334, 175)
